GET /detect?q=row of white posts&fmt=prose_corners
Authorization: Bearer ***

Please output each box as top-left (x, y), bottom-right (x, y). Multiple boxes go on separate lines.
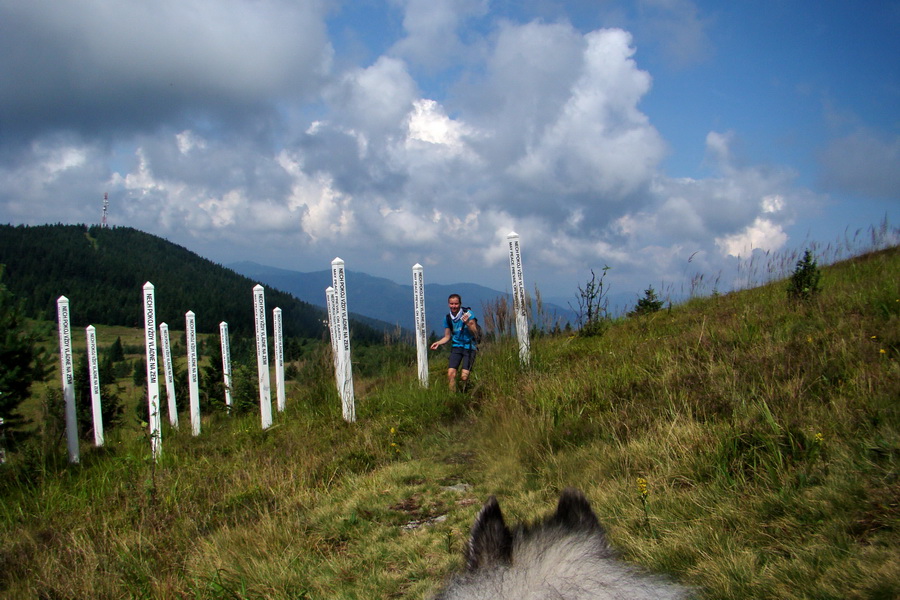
top-left (324, 232), bottom-right (531, 397)
top-left (56, 232), bottom-right (530, 463)
top-left (57, 282), bottom-right (286, 463)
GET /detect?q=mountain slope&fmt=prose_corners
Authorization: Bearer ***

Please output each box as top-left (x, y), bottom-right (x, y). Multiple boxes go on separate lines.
top-left (0, 224), bottom-right (385, 341)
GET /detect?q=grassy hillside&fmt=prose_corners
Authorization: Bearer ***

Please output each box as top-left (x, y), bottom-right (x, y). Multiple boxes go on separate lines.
top-left (0, 246), bottom-right (897, 599)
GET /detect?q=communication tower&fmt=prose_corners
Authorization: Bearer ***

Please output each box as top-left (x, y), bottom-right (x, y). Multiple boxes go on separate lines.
top-left (101, 193), bottom-right (109, 228)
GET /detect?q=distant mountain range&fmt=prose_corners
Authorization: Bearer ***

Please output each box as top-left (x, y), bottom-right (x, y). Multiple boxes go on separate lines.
top-left (0, 223), bottom-right (592, 342)
top-left (228, 261), bottom-right (579, 336)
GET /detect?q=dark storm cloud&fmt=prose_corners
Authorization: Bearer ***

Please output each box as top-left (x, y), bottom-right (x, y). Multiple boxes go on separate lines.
top-left (0, 0), bottom-right (332, 144)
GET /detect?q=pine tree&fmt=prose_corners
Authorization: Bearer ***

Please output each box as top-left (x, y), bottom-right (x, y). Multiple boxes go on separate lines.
top-left (73, 353), bottom-right (124, 439)
top-left (787, 249), bottom-right (822, 301)
top-left (201, 339), bottom-right (225, 413)
top-left (132, 356), bottom-right (146, 388)
top-left (0, 266), bottom-right (50, 430)
top-left (108, 336), bottom-right (125, 362)
top-left (629, 286), bottom-right (664, 317)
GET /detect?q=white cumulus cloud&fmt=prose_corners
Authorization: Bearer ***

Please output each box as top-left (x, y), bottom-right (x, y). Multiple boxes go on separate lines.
top-left (715, 218), bottom-right (788, 258)
top-left (509, 28), bottom-right (665, 197)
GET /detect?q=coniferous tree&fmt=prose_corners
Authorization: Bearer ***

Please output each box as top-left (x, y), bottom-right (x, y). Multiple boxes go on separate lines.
top-left (629, 286), bottom-right (664, 317)
top-left (0, 266), bottom-right (50, 430)
top-left (201, 339), bottom-right (225, 413)
top-left (788, 249), bottom-right (822, 302)
top-left (73, 353), bottom-right (124, 439)
top-left (229, 363), bottom-right (260, 415)
top-left (132, 357), bottom-right (146, 388)
top-left (108, 336), bottom-right (125, 362)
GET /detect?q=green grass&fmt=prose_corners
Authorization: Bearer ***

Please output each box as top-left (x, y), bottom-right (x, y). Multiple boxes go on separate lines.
top-left (1, 246), bottom-right (898, 599)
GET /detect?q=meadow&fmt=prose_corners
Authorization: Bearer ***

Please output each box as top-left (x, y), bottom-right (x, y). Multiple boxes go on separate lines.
top-left (1, 244), bottom-right (898, 599)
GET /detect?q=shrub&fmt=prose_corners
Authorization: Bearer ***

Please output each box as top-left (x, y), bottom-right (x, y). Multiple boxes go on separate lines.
top-left (572, 267), bottom-right (612, 337)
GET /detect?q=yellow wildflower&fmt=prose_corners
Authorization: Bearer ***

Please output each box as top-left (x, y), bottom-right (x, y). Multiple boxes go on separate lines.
top-left (636, 477), bottom-right (649, 500)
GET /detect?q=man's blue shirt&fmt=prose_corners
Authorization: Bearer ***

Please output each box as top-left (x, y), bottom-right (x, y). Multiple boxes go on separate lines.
top-left (444, 309), bottom-right (477, 350)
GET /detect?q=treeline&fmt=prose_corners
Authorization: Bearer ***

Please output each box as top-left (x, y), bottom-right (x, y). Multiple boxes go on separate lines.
top-left (0, 224), bottom-right (382, 343)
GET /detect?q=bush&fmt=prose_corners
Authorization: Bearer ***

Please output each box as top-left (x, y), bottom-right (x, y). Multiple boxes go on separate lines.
top-left (572, 267), bottom-right (612, 337)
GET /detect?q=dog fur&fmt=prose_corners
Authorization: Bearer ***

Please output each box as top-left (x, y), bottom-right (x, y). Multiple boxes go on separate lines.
top-left (432, 488), bottom-right (690, 600)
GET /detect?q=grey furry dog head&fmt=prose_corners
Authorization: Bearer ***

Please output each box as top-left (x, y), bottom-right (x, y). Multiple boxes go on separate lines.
top-left (432, 488), bottom-right (690, 600)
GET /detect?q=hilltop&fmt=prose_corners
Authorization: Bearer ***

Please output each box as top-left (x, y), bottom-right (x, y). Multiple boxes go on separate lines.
top-left (0, 244), bottom-right (897, 599)
top-left (0, 223), bottom-right (387, 342)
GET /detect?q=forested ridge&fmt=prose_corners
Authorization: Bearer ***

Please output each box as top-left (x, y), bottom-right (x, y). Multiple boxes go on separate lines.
top-left (0, 223), bottom-right (381, 342)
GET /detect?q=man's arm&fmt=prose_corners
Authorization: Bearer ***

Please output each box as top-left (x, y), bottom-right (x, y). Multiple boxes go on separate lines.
top-left (430, 327), bottom-right (452, 350)
top-left (463, 311), bottom-right (477, 334)
top-left (466, 317), bottom-right (478, 335)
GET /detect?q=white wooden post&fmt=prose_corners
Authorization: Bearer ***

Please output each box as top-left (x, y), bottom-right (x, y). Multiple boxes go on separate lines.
top-left (220, 321), bottom-right (233, 410)
top-left (331, 258), bottom-right (355, 422)
top-left (326, 286), bottom-right (340, 391)
top-left (142, 282), bottom-right (161, 460)
top-left (159, 322), bottom-right (179, 428)
top-left (186, 311), bottom-right (201, 436)
top-left (413, 264), bottom-right (429, 387)
top-left (253, 285), bottom-right (273, 429)
top-left (273, 308), bottom-right (285, 412)
top-left (507, 232), bottom-right (531, 365)
top-left (85, 325), bottom-right (104, 447)
top-left (56, 297), bottom-right (79, 463)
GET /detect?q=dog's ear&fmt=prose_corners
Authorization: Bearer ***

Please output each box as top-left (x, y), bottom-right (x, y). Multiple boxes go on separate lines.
top-left (465, 496), bottom-right (513, 571)
top-left (549, 488), bottom-right (602, 533)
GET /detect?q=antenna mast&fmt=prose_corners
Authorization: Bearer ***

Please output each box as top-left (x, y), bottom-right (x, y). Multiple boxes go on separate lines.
top-left (101, 193), bottom-right (109, 228)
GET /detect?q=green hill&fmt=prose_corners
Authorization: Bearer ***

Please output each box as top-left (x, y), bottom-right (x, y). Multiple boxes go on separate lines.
top-left (0, 244), bottom-right (897, 599)
top-left (0, 223), bottom-right (383, 342)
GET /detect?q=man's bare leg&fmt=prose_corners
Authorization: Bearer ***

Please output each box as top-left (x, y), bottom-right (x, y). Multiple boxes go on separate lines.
top-left (459, 369), bottom-right (470, 392)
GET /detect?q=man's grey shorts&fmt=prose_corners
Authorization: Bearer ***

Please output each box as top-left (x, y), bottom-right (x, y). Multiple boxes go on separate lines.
top-left (448, 347), bottom-right (476, 371)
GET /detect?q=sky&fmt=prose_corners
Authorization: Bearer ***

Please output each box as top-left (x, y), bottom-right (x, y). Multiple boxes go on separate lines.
top-left (1, 0), bottom-right (898, 307)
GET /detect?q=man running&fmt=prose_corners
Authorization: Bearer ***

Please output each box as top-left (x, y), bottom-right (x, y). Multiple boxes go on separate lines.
top-left (430, 294), bottom-right (479, 392)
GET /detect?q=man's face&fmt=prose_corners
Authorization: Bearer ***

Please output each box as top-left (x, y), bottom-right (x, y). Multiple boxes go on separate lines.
top-left (448, 297), bottom-right (461, 315)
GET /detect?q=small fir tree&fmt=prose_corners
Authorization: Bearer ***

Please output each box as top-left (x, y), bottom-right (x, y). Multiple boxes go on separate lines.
top-left (788, 249), bottom-right (822, 301)
top-left (132, 356), bottom-right (146, 388)
top-left (630, 286), bottom-right (664, 317)
top-left (108, 336), bottom-right (125, 362)
top-left (201, 340), bottom-right (225, 413)
top-left (73, 353), bottom-right (124, 438)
